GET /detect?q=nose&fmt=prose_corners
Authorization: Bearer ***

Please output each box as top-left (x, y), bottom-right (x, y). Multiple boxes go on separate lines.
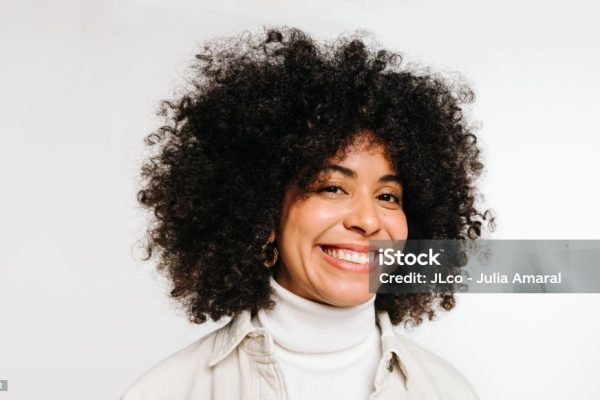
top-left (343, 193), bottom-right (381, 236)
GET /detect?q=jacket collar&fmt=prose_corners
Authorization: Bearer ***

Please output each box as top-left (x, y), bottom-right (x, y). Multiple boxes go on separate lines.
top-left (208, 309), bottom-right (410, 382)
top-left (207, 310), bottom-right (260, 367)
top-left (375, 310), bottom-right (411, 388)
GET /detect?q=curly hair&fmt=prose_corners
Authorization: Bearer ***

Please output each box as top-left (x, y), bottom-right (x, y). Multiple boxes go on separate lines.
top-left (136, 27), bottom-right (493, 326)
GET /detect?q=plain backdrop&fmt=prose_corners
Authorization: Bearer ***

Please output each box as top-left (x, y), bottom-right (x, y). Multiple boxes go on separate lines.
top-left (1, 0), bottom-right (599, 399)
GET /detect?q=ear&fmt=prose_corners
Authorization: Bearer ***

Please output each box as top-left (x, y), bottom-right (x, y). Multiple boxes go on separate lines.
top-left (267, 230), bottom-right (276, 243)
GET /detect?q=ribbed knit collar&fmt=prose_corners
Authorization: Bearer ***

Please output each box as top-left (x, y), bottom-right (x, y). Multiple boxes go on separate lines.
top-left (256, 276), bottom-right (377, 353)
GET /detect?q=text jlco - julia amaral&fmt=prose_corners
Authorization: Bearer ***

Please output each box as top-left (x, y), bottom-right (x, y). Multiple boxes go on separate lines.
top-left (379, 272), bottom-right (562, 285)
top-left (376, 249), bottom-right (562, 285)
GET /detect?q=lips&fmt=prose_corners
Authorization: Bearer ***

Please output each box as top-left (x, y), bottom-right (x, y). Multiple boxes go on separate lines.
top-left (318, 244), bottom-right (376, 272)
top-left (321, 243), bottom-right (371, 253)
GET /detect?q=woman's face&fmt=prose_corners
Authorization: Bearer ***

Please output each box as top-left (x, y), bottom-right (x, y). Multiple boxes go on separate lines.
top-left (275, 138), bottom-right (408, 307)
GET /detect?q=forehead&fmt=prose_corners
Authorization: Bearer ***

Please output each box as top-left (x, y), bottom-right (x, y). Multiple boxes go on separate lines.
top-left (329, 140), bottom-right (395, 172)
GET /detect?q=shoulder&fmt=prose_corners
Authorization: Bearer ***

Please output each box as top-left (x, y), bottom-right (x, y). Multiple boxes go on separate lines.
top-left (377, 311), bottom-right (478, 399)
top-left (396, 336), bottom-right (479, 400)
top-left (120, 323), bottom-right (224, 400)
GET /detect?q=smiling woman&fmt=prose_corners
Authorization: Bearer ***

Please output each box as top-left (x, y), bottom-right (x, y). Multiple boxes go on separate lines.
top-left (276, 135), bottom-right (408, 307)
top-left (123, 27), bottom-right (492, 400)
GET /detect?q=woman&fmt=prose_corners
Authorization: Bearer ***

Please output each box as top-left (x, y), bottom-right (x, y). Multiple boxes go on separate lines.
top-left (123, 27), bottom-right (491, 399)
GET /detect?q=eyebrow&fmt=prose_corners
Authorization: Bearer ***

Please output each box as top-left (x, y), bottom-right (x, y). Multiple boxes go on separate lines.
top-left (323, 164), bottom-right (356, 178)
top-left (378, 174), bottom-right (403, 184)
top-left (322, 164), bottom-right (403, 184)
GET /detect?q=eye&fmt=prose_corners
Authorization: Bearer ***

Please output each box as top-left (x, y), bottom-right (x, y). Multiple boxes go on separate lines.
top-left (378, 193), bottom-right (401, 204)
top-left (319, 185), bottom-right (345, 194)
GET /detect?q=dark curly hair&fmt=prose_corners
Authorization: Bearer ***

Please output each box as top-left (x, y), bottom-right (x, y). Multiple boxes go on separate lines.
top-left (136, 27), bottom-right (493, 326)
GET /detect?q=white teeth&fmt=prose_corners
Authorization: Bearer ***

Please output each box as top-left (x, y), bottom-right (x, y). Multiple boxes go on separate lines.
top-left (323, 247), bottom-right (370, 264)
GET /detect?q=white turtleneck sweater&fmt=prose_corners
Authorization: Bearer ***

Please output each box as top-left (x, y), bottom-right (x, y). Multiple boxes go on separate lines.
top-left (255, 277), bottom-right (382, 400)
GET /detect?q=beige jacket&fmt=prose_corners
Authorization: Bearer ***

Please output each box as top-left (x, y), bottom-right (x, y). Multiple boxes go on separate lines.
top-left (122, 310), bottom-right (478, 400)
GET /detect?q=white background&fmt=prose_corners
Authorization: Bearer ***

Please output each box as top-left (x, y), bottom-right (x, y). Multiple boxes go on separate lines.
top-left (1, 0), bottom-right (600, 399)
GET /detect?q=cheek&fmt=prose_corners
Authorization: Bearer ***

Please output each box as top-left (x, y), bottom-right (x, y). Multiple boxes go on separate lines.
top-left (386, 212), bottom-right (409, 239)
top-left (287, 201), bottom-right (341, 238)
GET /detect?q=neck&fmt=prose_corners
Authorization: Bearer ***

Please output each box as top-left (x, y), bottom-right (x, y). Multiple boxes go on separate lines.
top-left (257, 276), bottom-right (377, 353)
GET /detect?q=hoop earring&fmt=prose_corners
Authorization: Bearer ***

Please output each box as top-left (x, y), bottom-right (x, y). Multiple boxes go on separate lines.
top-left (262, 241), bottom-right (279, 268)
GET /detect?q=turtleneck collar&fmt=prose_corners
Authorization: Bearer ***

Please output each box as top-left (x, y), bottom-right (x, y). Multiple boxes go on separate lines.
top-left (256, 276), bottom-right (377, 354)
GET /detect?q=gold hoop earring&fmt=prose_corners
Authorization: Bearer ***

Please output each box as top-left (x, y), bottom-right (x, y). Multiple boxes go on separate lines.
top-left (262, 241), bottom-right (279, 268)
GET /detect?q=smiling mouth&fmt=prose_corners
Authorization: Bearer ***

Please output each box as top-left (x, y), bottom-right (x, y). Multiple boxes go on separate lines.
top-left (319, 245), bottom-right (375, 265)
